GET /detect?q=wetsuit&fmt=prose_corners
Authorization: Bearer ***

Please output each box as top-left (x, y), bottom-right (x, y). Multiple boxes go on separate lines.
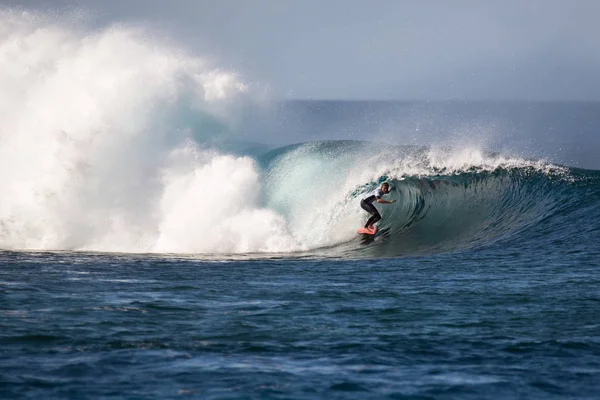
top-left (361, 188), bottom-right (385, 228)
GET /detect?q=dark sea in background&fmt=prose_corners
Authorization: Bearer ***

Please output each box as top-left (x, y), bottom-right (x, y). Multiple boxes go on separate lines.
top-left (2, 99), bottom-right (600, 399)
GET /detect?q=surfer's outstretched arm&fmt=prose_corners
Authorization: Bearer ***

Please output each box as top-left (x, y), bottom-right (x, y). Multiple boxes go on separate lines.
top-left (377, 199), bottom-right (396, 204)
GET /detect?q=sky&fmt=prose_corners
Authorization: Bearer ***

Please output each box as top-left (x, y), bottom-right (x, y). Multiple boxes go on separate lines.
top-left (3, 0), bottom-right (600, 100)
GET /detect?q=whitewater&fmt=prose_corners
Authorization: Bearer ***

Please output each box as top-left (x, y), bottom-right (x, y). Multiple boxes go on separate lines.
top-left (0, 10), bottom-right (300, 253)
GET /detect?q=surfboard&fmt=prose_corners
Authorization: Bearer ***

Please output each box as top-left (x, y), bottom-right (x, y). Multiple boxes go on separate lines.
top-left (357, 226), bottom-right (377, 235)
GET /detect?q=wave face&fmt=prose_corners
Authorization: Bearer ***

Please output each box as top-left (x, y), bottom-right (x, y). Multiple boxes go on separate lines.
top-left (261, 141), bottom-right (600, 257)
top-left (1, 11), bottom-right (599, 257)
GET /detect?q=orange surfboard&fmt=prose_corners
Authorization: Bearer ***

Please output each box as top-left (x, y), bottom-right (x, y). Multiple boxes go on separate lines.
top-left (357, 226), bottom-right (377, 235)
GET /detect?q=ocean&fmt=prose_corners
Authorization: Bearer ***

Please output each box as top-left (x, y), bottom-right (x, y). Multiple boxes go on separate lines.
top-left (2, 10), bottom-right (600, 399)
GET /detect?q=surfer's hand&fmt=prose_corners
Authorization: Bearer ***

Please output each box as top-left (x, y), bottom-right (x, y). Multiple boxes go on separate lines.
top-left (390, 199), bottom-right (396, 203)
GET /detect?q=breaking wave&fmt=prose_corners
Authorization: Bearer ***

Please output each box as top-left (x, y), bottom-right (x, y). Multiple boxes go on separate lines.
top-left (1, 10), bottom-right (599, 258)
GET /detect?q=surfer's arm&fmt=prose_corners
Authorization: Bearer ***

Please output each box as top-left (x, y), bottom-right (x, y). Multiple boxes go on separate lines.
top-left (376, 198), bottom-right (396, 204)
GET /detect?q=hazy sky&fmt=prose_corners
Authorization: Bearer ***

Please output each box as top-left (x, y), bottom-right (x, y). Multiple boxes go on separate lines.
top-left (4, 0), bottom-right (600, 100)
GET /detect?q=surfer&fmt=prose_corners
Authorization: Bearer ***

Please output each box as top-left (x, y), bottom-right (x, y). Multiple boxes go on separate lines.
top-left (361, 182), bottom-right (395, 229)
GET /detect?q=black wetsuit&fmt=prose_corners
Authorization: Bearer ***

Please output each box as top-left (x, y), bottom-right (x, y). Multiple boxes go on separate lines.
top-left (361, 189), bottom-right (384, 228)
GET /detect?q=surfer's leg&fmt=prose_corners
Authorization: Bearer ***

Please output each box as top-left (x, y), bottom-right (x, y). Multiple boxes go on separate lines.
top-left (360, 200), bottom-right (371, 213)
top-left (366, 211), bottom-right (381, 228)
top-left (361, 200), bottom-right (380, 228)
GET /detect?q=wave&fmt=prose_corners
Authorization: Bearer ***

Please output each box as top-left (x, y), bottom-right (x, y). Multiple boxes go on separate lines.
top-left (1, 11), bottom-right (599, 257)
top-left (261, 141), bottom-right (600, 257)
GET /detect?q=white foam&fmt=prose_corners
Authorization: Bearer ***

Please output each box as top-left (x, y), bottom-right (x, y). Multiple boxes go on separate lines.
top-left (0, 10), bottom-right (300, 254)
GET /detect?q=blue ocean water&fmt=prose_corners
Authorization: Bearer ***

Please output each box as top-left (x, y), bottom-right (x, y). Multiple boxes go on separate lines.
top-left (2, 234), bottom-right (600, 399)
top-left (2, 13), bottom-right (600, 398)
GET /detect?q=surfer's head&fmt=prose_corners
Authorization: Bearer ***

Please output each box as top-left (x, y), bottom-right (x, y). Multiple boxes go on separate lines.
top-left (381, 182), bottom-right (390, 193)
